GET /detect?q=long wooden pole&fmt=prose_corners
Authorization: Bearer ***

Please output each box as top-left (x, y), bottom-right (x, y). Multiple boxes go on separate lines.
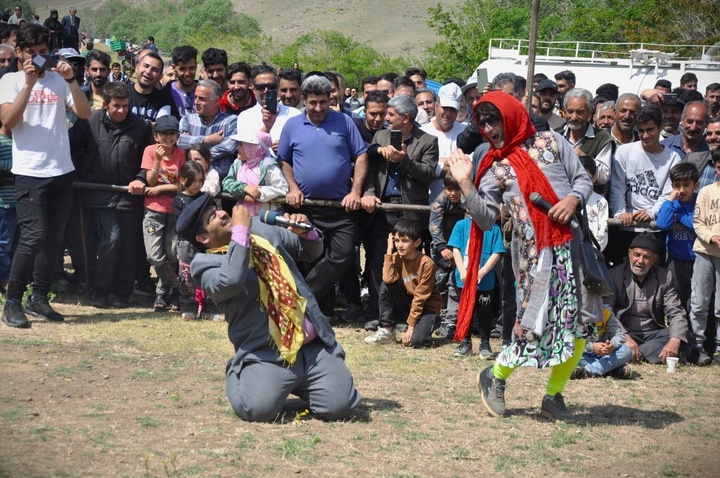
top-left (524, 0), bottom-right (541, 113)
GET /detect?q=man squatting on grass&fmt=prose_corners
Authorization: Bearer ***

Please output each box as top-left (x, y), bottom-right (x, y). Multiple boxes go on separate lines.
top-left (176, 193), bottom-right (361, 422)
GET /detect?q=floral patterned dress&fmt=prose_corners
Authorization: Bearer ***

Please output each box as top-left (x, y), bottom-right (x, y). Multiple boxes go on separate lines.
top-left (468, 131), bottom-right (593, 368)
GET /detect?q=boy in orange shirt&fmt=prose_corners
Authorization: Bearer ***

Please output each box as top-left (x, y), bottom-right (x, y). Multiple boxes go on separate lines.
top-left (364, 219), bottom-right (442, 347)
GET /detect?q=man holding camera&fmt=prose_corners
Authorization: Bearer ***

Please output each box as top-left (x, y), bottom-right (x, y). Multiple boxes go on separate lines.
top-left (0, 24), bottom-right (91, 328)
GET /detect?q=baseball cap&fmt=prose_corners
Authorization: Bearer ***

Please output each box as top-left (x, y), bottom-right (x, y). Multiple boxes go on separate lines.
top-left (438, 83), bottom-right (462, 110)
top-left (153, 115), bottom-right (179, 132)
top-left (535, 79), bottom-right (558, 92)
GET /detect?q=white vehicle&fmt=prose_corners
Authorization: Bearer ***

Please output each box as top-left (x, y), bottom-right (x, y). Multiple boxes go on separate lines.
top-left (476, 38), bottom-right (720, 95)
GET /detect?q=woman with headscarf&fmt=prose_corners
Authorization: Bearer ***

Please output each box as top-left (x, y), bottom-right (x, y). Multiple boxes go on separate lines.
top-left (446, 91), bottom-right (601, 420)
top-left (222, 130), bottom-right (289, 217)
top-left (44, 10), bottom-right (63, 52)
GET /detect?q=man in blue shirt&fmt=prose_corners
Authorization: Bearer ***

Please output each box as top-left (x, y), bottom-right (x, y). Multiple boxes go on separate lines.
top-left (279, 75), bottom-right (368, 317)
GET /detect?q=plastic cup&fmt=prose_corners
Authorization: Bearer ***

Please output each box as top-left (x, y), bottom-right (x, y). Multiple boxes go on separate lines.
top-left (666, 357), bottom-right (679, 373)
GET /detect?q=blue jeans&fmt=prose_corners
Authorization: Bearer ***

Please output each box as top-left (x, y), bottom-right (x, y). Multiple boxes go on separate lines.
top-left (0, 207), bottom-right (18, 283)
top-left (579, 344), bottom-right (632, 375)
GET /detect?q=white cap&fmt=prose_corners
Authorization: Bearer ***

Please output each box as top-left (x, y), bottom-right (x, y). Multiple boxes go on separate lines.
top-left (438, 83), bottom-right (462, 110)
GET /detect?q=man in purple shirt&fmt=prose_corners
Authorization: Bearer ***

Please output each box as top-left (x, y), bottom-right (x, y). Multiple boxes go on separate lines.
top-left (279, 75), bottom-right (368, 317)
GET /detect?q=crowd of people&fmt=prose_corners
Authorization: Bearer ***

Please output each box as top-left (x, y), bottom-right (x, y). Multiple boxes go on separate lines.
top-left (1, 19), bottom-right (719, 422)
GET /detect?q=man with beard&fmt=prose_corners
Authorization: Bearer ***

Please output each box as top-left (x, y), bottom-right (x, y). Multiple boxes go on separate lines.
top-left (200, 48), bottom-right (227, 92)
top-left (219, 61), bottom-right (255, 115)
top-left (562, 88), bottom-right (615, 189)
top-left (278, 68), bottom-right (303, 109)
top-left (167, 45), bottom-right (198, 118)
top-left (82, 49), bottom-right (111, 111)
top-left (554, 70), bottom-right (575, 115)
top-left (353, 90), bottom-right (388, 144)
top-left (605, 233), bottom-right (689, 364)
top-left (236, 64), bottom-right (300, 152)
top-left (705, 83), bottom-right (720, 117)
top-left (661, 101), bottom-right (709, 160)
top-left (660, 95), bottom-right (684, 139)
top-left (610, 93), bottom-right (641, 145)
top-left (686, 117), bottom-right (720, 189)
top-left (534, 79), bottom-right (565, 131)
top-left (177, 79), bottom-right (238, 180)
top-left (128, 51), bottom-right (178, 122)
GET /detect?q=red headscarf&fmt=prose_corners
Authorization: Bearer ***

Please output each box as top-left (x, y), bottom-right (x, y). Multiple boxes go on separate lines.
top-left (453, 92), bottom-right (574, 341)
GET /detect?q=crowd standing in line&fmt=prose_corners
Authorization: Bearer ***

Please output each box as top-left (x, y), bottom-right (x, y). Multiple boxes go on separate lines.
top-left (1, 19), bottom-right (720, 422)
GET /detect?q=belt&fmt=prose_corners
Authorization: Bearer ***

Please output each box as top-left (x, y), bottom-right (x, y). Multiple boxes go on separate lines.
top-left (382, 197), bottom-right (402, 204)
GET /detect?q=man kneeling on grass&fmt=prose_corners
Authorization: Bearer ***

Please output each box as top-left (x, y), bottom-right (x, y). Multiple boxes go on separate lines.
top-left (364, 219), bottom-right (442, 347)
top-left (176, 193), bottom-right (361, 422)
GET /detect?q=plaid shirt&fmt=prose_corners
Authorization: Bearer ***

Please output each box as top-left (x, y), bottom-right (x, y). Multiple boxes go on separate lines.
top-left (177, 111), bottom-right (238, 179)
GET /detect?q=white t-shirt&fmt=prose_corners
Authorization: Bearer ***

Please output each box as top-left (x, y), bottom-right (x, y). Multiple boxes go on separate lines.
top-left (0, 71), bottom-right (75, 178)
top-left (236, 103), bottom-right (300, 142)
top-left (422, 120), bottom-right (465, 203)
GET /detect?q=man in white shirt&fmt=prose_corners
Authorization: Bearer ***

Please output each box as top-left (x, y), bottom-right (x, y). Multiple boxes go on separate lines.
top-left (0, 24), bottom-right (91, 328)
top-left (421, 82), bottom-right (466, 203)
top-left (236, 64), bottom-right (300, 152)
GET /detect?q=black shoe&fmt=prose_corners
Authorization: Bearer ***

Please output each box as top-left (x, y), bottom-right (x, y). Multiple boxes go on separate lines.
top-left (89, 293), bottom-right (109, 309)
top-left (364, 319), bottom-right (380, 331)
top-left (24, 297), bottom-right (64, 322)
top-left (337, 303), bottom-right (364, 324)
top-left (696, 349), bottom-right (712, 367)
top-left (2, 302), bottom-right (30, 328)
top-left (134, 280), bottom-right (155, 297)
top-left (609, 364), bottom-right (633, 379)
top-left (433, 322), bottom-right (456, 340)
top-left (570, 367), bottom-right (587, 380)
top-left (541, 393), bottom-right (573, 421)
top-left (110, 295), bottom-right (130, 309)
top-left (479, 340), bottom-right (494, 360)
top-left (453, 339), bottom-right (472, 357)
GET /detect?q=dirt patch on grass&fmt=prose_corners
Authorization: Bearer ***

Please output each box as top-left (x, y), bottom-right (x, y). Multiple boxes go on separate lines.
top-left (1, 294), bottom-right (720, 477)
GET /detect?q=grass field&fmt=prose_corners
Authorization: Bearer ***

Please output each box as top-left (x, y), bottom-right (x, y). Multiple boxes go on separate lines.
top-left (1, 291), bottom-right (719, 477)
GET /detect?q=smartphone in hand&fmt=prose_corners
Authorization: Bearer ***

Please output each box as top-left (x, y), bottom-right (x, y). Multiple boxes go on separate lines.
top-left (390, 129), bottom-right (402, 150)
top-left (265, 89), bottom-right (278, 114)
top-left (32, 54), bottom-right (60, 70)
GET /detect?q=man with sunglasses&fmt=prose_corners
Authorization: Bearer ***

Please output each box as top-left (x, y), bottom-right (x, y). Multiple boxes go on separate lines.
top-left (236, 64), bottom-right (300, 152)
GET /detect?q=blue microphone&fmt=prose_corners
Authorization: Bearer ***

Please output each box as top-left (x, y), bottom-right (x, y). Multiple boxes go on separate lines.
top-left (260, 210), bottom-right (313, 231)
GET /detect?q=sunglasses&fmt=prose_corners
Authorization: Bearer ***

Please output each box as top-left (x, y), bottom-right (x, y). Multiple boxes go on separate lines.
top-left (253, 82), bottom-right (277, 92)
top-left (476, 116), bottom-right (502, 129)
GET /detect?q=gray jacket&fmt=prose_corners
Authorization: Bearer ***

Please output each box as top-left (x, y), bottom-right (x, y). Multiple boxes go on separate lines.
top-left (191, 219), bottom-right (337, 375)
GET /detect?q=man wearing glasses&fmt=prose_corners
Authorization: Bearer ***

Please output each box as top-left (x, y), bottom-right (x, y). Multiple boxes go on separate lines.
top-left (236, 64), bottom-right (300, 152)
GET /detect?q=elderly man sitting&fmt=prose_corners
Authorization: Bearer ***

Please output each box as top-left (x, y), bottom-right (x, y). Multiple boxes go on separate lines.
top-left (605, 233), bottom-right (690, 364)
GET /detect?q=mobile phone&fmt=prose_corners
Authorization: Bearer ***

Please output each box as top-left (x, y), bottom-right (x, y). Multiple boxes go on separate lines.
top-left (390, 129), bottom-right (402, 150)
top-left (475, 68), bottom-right (489, 91)
top-left (32, 54), bottom-right (60, 70)
top-left (662, 93), bottom-right (678, 105)
top-left (265, 89), bottom-right (278, 114)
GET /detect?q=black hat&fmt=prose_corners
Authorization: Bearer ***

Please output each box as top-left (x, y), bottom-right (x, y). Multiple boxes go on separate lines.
top-left (629, 232), bottom-right (660, 255)
top-left (153, 115), bottom-right (179, 132)
top-left (176, 193), bottom-right (215, 251)
top-left (535, 79), bottom-right (558, 92)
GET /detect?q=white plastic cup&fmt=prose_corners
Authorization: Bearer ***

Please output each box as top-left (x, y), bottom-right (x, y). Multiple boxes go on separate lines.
top-left (666, 357), bottom-right (679, 373)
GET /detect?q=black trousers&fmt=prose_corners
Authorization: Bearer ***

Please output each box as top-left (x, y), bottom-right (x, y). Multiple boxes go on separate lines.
top-left (7, 173), bottom-right (74, 302)
top-left (291, 205), bottom-right (358, 316)
top-left (92, 207), bottom-right (142, 298)
top-left (378, 281), bottom-right (435, 347)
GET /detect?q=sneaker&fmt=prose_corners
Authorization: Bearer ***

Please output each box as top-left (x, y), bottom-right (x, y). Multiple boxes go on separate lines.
top-left (203, 313), bottom-right (225, 322)
top-left (110, 295), bottom-right (130, 309)
top-left (338, 303), bottom-right (364, 324)
top-left (478, 365), bottom-right (506, 417)
top-left (434, 322), bottom-right (456, 340)
top-left (540, 393), bottom-right (573, 421)
top-left (89, 293), bottom-right (109, 309)
top-left (453, 339), bottom-right (472, 357)
top-left (364, 318), bottom-right (380, 331)
top-left (609, 364), bottom-right (633, 379)
top-left (479, 340), bottom-right (494, 360)
top-left (181, 312), bottom-right (196, 321)
top-left (24, 297), bottom-right (64, 322)
top-left (570, 367), bottom-right (588, 380)
top-left (364, 327), bottom-right (395, 345)
top-left (153, 294), bottom-right (167, 312)
top-left (696, 348), bottom-right (712, 367)
top-left (2, 302), bottom-right (30, 328)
